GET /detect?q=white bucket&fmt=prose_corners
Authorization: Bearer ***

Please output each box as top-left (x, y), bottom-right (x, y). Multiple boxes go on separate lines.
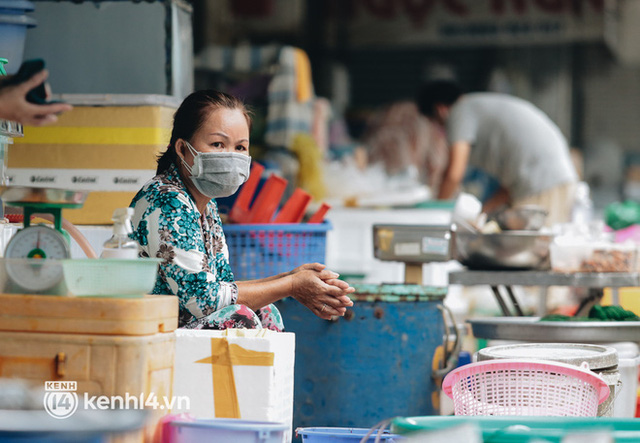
top-left (603, 342), bottom-right (640, 418)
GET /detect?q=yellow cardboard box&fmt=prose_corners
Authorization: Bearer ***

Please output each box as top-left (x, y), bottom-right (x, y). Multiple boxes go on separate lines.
top-left (6, 95), bottom-right (178, 224)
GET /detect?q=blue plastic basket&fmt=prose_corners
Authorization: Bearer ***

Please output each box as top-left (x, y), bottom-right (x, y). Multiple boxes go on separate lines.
top-left (223, 222), bottom-right (331, 280)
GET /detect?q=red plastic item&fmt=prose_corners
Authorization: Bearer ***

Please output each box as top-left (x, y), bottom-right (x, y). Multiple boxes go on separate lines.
top-left (245, 174), bottom-right (288, 223)
top-left (273, 188), bottom-right (312, 223)
top-left (5, 214), bottom-right (24, 223)
top-left (229, 162), bottom-right (265, 223)
top-left (308, 202), bottom-right (331, 224)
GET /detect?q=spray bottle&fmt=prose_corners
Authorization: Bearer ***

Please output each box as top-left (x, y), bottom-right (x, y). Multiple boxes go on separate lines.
top-left (100, 207), bottom-right (139, 259)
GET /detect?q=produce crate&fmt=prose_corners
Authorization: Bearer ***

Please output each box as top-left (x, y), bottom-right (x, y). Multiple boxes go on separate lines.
top-left (223, 222), bottom-right (330, 281)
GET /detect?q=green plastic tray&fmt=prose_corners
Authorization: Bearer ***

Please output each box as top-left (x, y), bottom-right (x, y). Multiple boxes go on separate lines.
top-left (391, 416), bottom-right (640, 442)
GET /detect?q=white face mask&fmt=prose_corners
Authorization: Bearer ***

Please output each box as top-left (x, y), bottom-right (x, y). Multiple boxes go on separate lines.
top-left (181, 141), bottom-right (251, 198)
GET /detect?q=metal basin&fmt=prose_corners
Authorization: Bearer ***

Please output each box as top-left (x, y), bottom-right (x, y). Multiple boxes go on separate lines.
top-left (454, 231), bottom-right (553, 270)
top-left (0, 186), bottom-right (88, 206)
top-left (492, 205), bottom-right (548, 231)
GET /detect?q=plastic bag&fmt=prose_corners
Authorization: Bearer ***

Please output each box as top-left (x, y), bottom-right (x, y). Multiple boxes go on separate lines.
top-left (605, 200), bottom-right (640, 230)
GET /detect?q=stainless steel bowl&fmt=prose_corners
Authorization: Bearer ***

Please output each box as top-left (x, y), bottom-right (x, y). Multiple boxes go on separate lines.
top-left (492, 205), bottom-right (548, 231)
top-left (0, 186), bottom-right (88, 205)
top-left (454, 231), bottom-right (554, 270)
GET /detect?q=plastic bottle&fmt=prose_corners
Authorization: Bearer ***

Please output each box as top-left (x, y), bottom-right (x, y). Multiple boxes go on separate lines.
top-left (100, 208), bottom-right (139, 259)
top-left (572, 181), bottom-right (594, 225)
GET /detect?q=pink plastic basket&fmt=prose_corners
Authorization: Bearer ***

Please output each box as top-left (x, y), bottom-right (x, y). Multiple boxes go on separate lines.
top-left (442, 359), bottom-right (610, 417)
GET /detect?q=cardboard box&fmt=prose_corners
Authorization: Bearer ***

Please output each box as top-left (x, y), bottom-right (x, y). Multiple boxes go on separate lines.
top-left (6, 94), bottom-right (179, 225)
top-left (172, 329), bottom-right (295, 442)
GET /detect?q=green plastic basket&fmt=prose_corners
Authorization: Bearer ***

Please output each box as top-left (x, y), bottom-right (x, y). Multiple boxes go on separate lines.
top-left (391, 416), bottom-right (640, 443)
top-left (62, 258), bottom-right (161, 297)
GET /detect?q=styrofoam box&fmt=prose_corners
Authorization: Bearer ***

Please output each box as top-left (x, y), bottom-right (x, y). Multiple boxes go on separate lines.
top-left (172, 329), bottom-right (295, 442)
top-left (325, 207), bottom-right (452, 284)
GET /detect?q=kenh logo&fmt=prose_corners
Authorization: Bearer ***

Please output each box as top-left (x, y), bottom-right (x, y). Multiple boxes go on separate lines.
top-left (43, 381), bottom-right (79, 419)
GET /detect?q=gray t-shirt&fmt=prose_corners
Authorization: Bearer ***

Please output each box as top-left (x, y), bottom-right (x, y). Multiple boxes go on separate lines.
top-left (447, 93), bottom-right (578, 200)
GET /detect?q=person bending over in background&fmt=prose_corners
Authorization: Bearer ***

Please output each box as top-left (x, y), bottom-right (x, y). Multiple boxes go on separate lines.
top-left (417, 80), bottom-right (578, 225)
top-left (129, 89), bottom-right (354, 330)
top-left (0, 69), bottom-right (71, 125)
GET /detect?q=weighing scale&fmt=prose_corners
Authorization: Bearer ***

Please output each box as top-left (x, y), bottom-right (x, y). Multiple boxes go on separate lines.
top-left (0, 186), bottom-right (88, 293)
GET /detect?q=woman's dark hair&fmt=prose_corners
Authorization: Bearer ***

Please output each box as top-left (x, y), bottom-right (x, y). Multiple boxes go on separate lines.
top-left (417, 80), bottom-right (463, 118)
top-left (156, 89), bottom-right (252, 174)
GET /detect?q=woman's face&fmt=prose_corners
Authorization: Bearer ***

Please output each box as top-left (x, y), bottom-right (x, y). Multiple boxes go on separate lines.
top-left (183, 107), bottom-right (250, 162)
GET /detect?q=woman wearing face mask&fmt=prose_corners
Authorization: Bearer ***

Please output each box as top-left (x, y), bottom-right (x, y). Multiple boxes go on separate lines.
top-left (129, 90), bottom-right (354, 330)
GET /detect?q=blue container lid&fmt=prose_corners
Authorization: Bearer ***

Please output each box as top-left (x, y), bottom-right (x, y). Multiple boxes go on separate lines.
top-left (296, 427), bottom-right (402, 442)
top-left (0, 0), bottom-right (35, 12)
top-left (172, 418), bottom-right (288, 432)
top-left (0, 14), bottom-right (36, 27)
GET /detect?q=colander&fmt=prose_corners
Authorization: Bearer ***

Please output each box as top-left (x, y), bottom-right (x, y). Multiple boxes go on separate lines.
top-left (442, 359), bottom-right (609, 417)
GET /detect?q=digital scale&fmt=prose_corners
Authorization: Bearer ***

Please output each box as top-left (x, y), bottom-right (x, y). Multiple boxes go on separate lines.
top-left (0, 186), bottom-right (88, 293)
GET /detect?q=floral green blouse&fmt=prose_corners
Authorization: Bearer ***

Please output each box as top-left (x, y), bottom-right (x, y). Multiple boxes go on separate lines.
top-left (129, 163), bottom-right (238, 325)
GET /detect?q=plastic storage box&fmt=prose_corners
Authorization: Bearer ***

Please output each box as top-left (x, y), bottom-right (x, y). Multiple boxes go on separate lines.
top-left (0, 0), bottom-right (36, 74)
top-left (550, 240), bottom-right (637, 273)
top-left (296, 427), bottom-right (402, 442)
top-left (223, 222), bottom-right (330, 280)
top-left (167, 418), bottom-right (288, 443)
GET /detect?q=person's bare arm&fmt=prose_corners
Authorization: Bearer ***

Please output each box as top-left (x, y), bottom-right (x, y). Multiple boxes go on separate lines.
top-left (239, 262), bottom-right (326, 283)
top-left (236, 268), bottom-right (354, 320)
top-left (482, 186), bottom-right (511, 213)
top-left (437, 141), bottom-right (470, 199)
top-left (0, 69), bottom-right (72, 126)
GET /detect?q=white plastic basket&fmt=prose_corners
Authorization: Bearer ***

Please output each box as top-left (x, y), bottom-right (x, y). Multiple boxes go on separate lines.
top-left (442, 359), bottom-right (610, 417)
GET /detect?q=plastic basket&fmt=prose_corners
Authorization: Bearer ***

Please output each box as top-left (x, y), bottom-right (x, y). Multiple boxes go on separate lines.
top-left (223, 222), bottom-right (330, 280)
top-left (442, 359), bottom-right (610, 417)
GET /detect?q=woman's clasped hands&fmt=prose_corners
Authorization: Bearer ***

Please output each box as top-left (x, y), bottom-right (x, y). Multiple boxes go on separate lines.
top-left (289, 263), bottom-right (355, 320)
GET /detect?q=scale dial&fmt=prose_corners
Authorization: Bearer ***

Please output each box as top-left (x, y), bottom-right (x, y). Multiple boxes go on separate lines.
top-left (5, 225), bottom-right (70, 292)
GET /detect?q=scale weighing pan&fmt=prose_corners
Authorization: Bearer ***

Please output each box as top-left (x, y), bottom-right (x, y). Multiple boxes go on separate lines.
top-left (0, 186), bottom-right (88, 206)
top-left (468, 316), bottom-right (640, 342)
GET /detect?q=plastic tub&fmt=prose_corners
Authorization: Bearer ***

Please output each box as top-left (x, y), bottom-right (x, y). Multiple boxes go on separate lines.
top-left (0, 1), bottom-right (36, 75)
top-left (603, 342), bottom-right (640, 418)
top-left (168, 419), bottom-right (288, 443)
top-left (550, 240), bottom-right (636, 273)
top-left (296, 427), bottom-right (402, 442)
top-left (391, 416), bottom-right (640, 442)
top-left (62, 258), bottom-right (161, 297)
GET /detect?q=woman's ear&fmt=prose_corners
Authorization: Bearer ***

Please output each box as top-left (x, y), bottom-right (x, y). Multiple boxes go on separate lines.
top-left (175, 139), bottom-right (186, 162)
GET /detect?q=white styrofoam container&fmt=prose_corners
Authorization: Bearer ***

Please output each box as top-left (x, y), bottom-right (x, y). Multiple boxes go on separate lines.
top-left (172, 329), bottom-right (295, 442)
top-left (24, 0), bottom-right (193, 98)
top-left (325, 207), bottom-right (452, 284)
